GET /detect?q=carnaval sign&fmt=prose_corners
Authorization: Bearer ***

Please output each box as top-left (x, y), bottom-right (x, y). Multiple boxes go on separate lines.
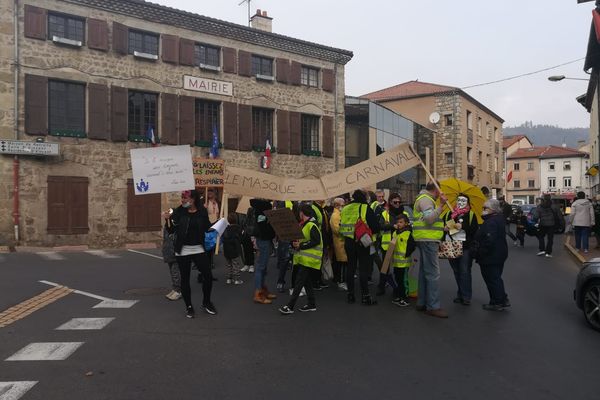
top-left (193, 158), bottom-right (224, 187)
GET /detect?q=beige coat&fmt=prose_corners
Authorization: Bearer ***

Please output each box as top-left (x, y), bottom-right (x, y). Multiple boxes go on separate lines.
top-left (330, 208), bottom-right (348, 262)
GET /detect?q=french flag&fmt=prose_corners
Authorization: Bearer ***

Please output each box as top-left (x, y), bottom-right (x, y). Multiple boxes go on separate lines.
top-left (261, 139), bottom-right (271, 169)
top-left (146, 126), bottom-right (157, 146)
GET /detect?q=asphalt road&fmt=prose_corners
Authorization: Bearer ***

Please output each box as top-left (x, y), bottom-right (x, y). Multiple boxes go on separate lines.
top-left (0, 236), bottom-right (598, 400)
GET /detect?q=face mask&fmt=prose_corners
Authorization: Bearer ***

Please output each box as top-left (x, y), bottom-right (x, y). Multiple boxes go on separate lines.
top-left (182, 202), bottom-right (191, 208)
top-left (457, 197), bottom-right (468, 209)
top-left (482, 209), bottom-right (490, 216)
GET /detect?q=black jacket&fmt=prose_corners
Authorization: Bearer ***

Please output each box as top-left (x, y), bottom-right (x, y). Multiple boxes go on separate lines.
top-left (379, 205), bottom-right (405, 233)
top-left (250, 199), bottom-right (276, 240)
top-left (442, 210), bottom-right (479, 248)
top-left (222, 224), bottom-right (243, 259)
top-left (166, 205), bottom-right (211, 254)
top-left (299, 218), bottom-right (321, 250)
top-left (471, 213), bottom-right (507, 265)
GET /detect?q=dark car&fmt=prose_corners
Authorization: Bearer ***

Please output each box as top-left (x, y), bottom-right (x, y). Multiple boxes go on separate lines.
top-left (574, 258), bottom-right (600, 332)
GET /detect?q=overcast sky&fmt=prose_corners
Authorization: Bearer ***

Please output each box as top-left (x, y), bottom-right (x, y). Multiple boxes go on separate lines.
top-left (156, 0), bottom-right (593, 128)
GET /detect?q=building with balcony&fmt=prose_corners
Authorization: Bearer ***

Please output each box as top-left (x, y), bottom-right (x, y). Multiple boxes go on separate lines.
top-left (0, 0), bottom-right (353, 246)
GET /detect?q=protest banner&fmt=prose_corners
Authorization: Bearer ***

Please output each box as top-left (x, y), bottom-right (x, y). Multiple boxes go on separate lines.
top-left (224, 167), bottom-right (328, 201)
top-left (320, 142), bottom-right (420, 198)
top-left (263, 209), bottom-right (304, 241)
top-left (130, 145), bottom-right (195, 195)
top-left (193, 158), bottom-right (225, 187)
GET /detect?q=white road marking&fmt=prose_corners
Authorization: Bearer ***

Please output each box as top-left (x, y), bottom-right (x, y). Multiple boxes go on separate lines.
top-left (36, 252), bottom-right (65, 260)
top-left (127, 249), bottom-right (163, 259)
top-left (55, 317), bottom-right (115, 330)
top-left (85, 250), bottom-right (121, 259)
top-left (6, 342), bottom-right (84, 361)
top-left (39, 280), bottom-right (138, 308)
top-left (0, 381), bottom-right (38, 400)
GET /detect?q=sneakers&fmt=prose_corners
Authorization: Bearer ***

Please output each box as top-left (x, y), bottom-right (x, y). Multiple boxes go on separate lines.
top-left (165, 290), bottom-right (182, 301)
top-left (545, 253), bottom-right (553, 258)
top-left (502, 298), bottom-right (511, 308)
top-left (392, 298), bottom-right (410, 307)
top-left (536, 251), bottom-right (546, 256)
top-left (202, 302), bottom-right (217, 315)
top-left (248, 265), bottom-right (255, 273)
top-left (337, 282), bottom-right (348, 291)
top-left (186, 306), bottom-right (195, 319)
top-left (319, 282), bottom-right (330, 289)
top-left (226, 279), bottom-right (232, 285)
top-left (234, 280), bottom-right (244, 285)
top-left (299, 304), bottom-right (317, 312)
top-left (482, 304), bottom-right (504, 311)
top-left (240, 265), bottom-right (250, 272)
top-left (425, 308), bottom-right (449, 318)
top-left (278, 305), bottom-right (294, 315)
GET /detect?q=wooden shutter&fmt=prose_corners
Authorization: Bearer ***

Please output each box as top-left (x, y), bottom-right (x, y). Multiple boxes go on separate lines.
top-left (160, 93), bottom-right (178, 144)
top-left (179, 96), bottom-right (195, 145)
top-left (161, 34), bottom-right (179, 64)
top-left (47, 176), bottom-right (67, 233)
top-left (276, 58), bottom-right (289, 84)
top-left (222, 47), bottom-right (237, 73)
top-left (112, 22), bottom-right (128, 54)
top-left (290, 61), bottom-right (301, 86)
top-left (277, 110), bottom-right (290, 154)
top-left (111, 86), bottom-right (128, 141)
top-left (69, 177), bottom-right (89, 234)
top-left (88, 83), bottom-right (109, 140)
top-left (238, 105), bottom-right (252, 151)
top-left (24, 5), bottom-right (47, 40)
top-left (322, 116), bottom-right (334, 158)
top-left (179, 38), bottom-right (194, 66)
top-left (25, 74), bottom-right (48, 135)
top-left (290, 111), bottom-right (301, 155)
top-left (322, 69), bottom-right (335, 92)
top-left (127, 180), bottom-right (161, 232)
top-left (222, 101), bottom-right (238, 150)
top-left (87, 18), bottom-right (108, 51)
top-left (238, 50), bottom-right (251, 77)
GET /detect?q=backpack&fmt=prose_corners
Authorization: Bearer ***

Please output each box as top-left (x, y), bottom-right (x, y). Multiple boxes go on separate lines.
top-left (245, 207), bottom-right (259, 237)
top-left (354, 204), bottom-right (373, 247)
top-left (204, 230), bottom-right (218, 252)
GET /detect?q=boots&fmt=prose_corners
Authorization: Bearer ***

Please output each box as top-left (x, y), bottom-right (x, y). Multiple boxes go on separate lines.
top-left (261, 287), bottom-right (277, 300)
top-left (253, 289), bottom-right (272, 304)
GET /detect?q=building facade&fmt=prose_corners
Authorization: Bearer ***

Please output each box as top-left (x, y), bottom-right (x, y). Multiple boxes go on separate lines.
top-left (506, 147), bottom-right (544, 204)
top-left (0, 0), bottom-right (353, 246)
top-left (539, 146), bottom-right (589, 199)
top-left (362, 81), bottom-right (505, 197)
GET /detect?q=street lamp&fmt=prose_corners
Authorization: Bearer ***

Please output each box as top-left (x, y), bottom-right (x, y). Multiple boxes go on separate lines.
top-left (548, 75), bottom-right (589, 82)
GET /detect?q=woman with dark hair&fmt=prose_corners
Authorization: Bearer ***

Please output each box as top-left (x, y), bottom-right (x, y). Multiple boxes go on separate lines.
top-left (163, 190), bottom-right (216, 318)
top-left (442, 194), bottom-right (479, 305)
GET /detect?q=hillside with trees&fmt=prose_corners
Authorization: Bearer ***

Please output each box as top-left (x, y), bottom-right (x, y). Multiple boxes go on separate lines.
top-left (504, 122), bottom-right (588, 148)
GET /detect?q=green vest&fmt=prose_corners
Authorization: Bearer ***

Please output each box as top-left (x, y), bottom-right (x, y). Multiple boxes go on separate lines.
top-left (412, 193), bottom-right (444, 241)
top-left (340, 203), bottom-right (367, 239)
top-left (370, 201), bottom-right (380, 212)
top-left (311, 204), bottom-right (323, 227)
top-left (381, 210), bottom-right (412, 250)
top-left (293, 220), bottom-right (323, 269)
top-left (285, 200), bottom-right (294, 210)
top-left (392, 230), bottom-right (412, 269)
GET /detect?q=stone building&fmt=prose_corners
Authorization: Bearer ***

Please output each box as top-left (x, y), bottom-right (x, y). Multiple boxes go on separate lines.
top-left (362, 81), bottom-right (505, 197)
top-left (0, 0), bottom-right (353, 247)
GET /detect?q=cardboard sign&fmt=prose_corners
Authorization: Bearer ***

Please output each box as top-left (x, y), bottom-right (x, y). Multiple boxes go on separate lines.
top-left (193, 158), bottom-right (225, 187)
top-left (320, 142), bottom-right (420, 198)
top-left (380, 236), bottom-right (398, 274)
top-left (224, 167), bottom-right (328, 201)
top-left (130, 145), bottom-right (195, 195)
top-left (263, 209), bottom-right (304, 241)
top-left (235, 196), bottom-right (252, 214)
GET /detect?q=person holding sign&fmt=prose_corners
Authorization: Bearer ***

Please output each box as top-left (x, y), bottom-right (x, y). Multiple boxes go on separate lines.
top-left (163, 190), bottom-right (217, 318)
top-left (250, 198), bottom-right (277, 304)
top-left (279, 204), bottom-right (323, 315)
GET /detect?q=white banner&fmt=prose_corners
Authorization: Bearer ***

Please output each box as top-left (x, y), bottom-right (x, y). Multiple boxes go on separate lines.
top-left (130, 145), bottom-right (195, 195)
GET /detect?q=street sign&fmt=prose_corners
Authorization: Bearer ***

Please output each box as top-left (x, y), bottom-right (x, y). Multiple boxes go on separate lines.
top-left (0, 140), bottom-right (60, 156)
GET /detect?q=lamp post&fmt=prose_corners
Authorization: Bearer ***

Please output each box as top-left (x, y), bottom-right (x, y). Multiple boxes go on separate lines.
top-left (548, 75), bottom-right (589, 82)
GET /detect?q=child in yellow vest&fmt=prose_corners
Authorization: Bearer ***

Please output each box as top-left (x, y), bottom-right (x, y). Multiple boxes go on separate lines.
top-left (391, 214), bottom-right (415, 307)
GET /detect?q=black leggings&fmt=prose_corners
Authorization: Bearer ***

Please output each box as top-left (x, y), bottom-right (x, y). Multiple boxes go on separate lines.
top-left (177, 252), bottom-right (212, 308)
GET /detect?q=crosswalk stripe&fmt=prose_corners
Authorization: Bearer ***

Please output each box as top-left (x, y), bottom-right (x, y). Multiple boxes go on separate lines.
top-left (5, 342), bottom-right (84, 361)
top-left (36, 252), bottom-right (65, 261)
top-left (0, 381), bottom-right (38, 400)
top-left (56, 318), bottom-right (114, 330)
top-left (92, 300), bottom-right (138, 309)
top-left (84, 250), bottom-right (121, 259)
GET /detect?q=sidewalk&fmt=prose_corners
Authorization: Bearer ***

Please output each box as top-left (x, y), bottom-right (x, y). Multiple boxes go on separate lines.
top-left (564, 233), bottom-right (600, 265)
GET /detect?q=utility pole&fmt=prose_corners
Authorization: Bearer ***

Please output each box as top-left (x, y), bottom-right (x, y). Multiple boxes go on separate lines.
top-left (238, 0), bottom-right (251, 27)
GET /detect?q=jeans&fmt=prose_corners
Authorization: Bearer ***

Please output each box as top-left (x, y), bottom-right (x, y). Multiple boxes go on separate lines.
top-left (505, 222), bottom-right (517, 241)
top-left (574, 226), bottom-right (591, 251)
top-left (276, 241), bottom-right (291, 285)
top-left (287, 265), bottom-right (316, 309)
top-left (416, 241), bottom-right (441, 310)
top-left (344, 238), bottom-right (372, 297)
top-left (176, 252), bottom-right (212, 309)
top-left (479, 262), bottom-right (508, 305)
top-left (448, 248), bottom-right (473, 301)
top-left (537, 226), bottom-right (555, 254)
top-left (254, 239), bottom-right (271, 290)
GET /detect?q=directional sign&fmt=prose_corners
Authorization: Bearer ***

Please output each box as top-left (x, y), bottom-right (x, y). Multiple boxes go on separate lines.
top-left (0, 140), bottom-right (60, 156)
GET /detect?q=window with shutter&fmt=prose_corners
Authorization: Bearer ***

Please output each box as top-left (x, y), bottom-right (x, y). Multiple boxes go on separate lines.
top-left (161, 34), bottom-right (179, 64)
top-left (223, 102), bottom-right (238, 150)
top-left (251, 56), bottom-right (273, 78)
top-left (24, 5), bottom-right (47, 40)
top-left (126, 179), bottom-right (161, 232)
top-left (48, 13), bottom-right (85, 44)
top-left (290, 112), bottom-right (301, 155)
top-left (47, 176), bottom-right (89, 234)
top-left (129, 29), bottom-right (158, 57)
top-left (111, 86), bottom-right (128, 142)
top-left (88, 83), bottom-right (109, 140)
top-left (195, 100), bottom-right (220, 146)
top-left (222, 47), bottom-right (237, 73)
top-left (179, 96), bottom-right (195, 145)
top-left (238, 50), bottom-right (251, 77)
top-left (301, 66), bottom-right (319, 87)
top-left (112, 22), bottom-right (128, 55)
top-left (238, 104), bottom-right (252, 151)
top-left (128, 91), bottom-right (158, 142)
top-left (179, 38), bottom-right (195, 66)
top-left (301, 114), bottom-right (320, 153)
top-left (277, 110), bottom-right (290, 154)
top-left (87, 18), bottom-right (108, 51)
top-left (252, 108), bottom-right (273, 148)
top-left (160, 93), bottom-right (178, 144)
top-left (49, 80), bottom-right (86, 137)
top-left (322, 69), bottom-right (334, 92)
top-left (290, 61), bottom-right (301, 86)
top-left (322, 116), bottom-right (333, 158)
top-left (194, 43), bottom-right (220, 70)
top-left (25, 75), bottom-right (48, 135)
top-left (276, 58), bottom-right (289, 84)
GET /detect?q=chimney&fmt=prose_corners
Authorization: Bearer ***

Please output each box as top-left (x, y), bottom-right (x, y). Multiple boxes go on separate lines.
top-left (250, 9), bottom-right (273, 32)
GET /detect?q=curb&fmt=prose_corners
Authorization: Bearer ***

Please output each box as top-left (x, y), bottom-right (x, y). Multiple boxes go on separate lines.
top-left (563, 235), bottom-right (586, 266)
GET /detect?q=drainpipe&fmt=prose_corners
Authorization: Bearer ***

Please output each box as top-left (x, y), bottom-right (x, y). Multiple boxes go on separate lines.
top-left (13, 0), bottom-right (20, 243)
top-left (333, 62), bottom-right (339, 171)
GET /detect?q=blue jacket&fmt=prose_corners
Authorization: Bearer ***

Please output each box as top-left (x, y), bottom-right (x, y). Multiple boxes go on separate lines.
top-left (471, 213), bottom-right (508, 265)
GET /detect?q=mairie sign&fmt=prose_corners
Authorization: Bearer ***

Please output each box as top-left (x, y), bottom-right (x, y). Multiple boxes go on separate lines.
top-left (183, 75), bottom-right (233, 97)
top-left (0, 140), bottom-right (59, 156)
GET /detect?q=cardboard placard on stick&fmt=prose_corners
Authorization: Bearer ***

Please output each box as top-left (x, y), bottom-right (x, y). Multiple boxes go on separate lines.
top-left (235, 196), bottom-right (252, 214)
top-left (380, 236), bottom-right (398, 275)
top-left (193, 158), bottom-right (224, 187)
top-left (263, 209), bottom-right (304, 241)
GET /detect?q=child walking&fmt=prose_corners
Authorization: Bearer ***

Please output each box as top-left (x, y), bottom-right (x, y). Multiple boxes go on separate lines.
top-left (391, 214), bottom-right (415, 307)
top-left (222, 213), bottom-right (244, 285)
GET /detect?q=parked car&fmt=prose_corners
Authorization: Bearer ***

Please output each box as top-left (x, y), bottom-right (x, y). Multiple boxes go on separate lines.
top-left (574, 258), bottom-right (600, 332)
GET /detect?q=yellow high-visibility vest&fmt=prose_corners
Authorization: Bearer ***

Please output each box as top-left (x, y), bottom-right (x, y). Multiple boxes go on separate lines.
top-left (412, 193), bottom-right (444, 241)
top-left (392, 230), bottom-right (412, 269)
top-left (340, 203), bottom-right (367, 239)
top-left (293, 220), bottom-right (323, 269)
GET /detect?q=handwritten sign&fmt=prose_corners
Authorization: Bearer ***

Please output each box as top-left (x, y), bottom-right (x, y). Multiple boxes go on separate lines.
top-left (264, 209), bottom-right (304, 241)
top-left (193, 158), bottom-right (225, 187)
top-left (130, 145), bottom-right (195, 195)
top-left (224, 167), bottom-right (328, 201)
top-left (320, 142), bottom-right (420, 197)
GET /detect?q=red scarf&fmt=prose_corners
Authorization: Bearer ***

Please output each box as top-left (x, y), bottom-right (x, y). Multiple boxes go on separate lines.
top-left (451, 205), bottom-right (470, 220)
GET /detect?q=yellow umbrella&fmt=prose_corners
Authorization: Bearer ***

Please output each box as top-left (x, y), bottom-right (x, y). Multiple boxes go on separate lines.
top-left (439, 178), bottom-right (487, 223)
